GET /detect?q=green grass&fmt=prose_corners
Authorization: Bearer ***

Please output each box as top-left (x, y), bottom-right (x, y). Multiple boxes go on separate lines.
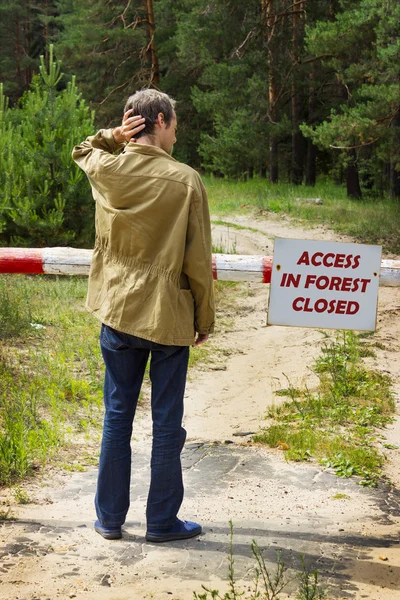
top-left (0, 276), bottom-right (34, 339)
top-left (211, 219), bottom-right (263, 235)
top-left (0, 275), bottom-right (104, 484)
top-left (0, 275), bottom-right (239, 485)
top-left (254, 331), bottom-right (395, 487)
top-left (204, 176), bottom-right (400, 254)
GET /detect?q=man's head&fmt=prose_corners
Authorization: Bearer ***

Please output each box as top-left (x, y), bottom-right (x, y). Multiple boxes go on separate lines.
top-left (124, 89), bottom-right (177, 154)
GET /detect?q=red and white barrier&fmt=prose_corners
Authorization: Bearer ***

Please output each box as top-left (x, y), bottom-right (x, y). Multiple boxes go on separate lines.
top-left (0, 247), bottom-right (399, 286)
top-left (213, 255), bottom-right (273, 283)
top-left (0, 248), bottom-right (93, 276)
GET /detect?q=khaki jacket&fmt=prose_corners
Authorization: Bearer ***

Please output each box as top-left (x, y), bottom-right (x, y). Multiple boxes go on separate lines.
top-left (72, 129), bottom-right (215, 346)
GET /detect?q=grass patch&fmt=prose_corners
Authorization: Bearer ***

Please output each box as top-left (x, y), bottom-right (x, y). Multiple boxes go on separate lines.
top-left (212, 224), bottom-right (238, 255)
top-left (254, 331), bottom-right (395, 487)
top-left (0, 275), bottom-right (239, 485)
top-left (204, 176), bottom-right (400, 254)
top-left (0, 275), bottom-right (104, 484)
top-left (211, 219), bottom-right (263, 236)
top-left (0, 276), bottom-right (34, 338)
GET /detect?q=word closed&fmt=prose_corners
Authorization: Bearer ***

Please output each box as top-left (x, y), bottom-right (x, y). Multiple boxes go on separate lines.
top-left (267, 239), bottom-right (381, 331)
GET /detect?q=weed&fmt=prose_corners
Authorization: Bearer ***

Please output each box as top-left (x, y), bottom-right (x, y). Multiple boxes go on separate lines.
top-left (13, 486), bottom-right (32, 504)
top-left (61, 462), bottom-right (87, 472)
top-left (274, 387), bottom-right (303, 399)
top-left (193, 522), bottom-right (327, 600)
top-left (251, 545), bottom-right (291, 599)
top-left (254, 332), bottom-right (394, 486)
top-left (213, 240), bottom-right (237, 255)
top-left (331, 493), bottom-right (350, 500)
top-left (0, 507), bottom-right (15, 521)
top-left (212, 223), bottom-right (238, 255)
top-left (296, 556), bottom-right (326, 600)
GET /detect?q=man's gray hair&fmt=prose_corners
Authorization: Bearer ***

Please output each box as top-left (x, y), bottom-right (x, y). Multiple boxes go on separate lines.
top-left (124, 89), bottom-right (176, 139)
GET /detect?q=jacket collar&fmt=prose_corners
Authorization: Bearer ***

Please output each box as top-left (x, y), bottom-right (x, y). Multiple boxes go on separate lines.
top-left (124, 142), bottom-right (177, 162)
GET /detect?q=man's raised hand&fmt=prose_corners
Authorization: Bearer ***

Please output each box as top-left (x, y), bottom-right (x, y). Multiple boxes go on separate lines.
top-left (113, 110), bottom-right (146, 144)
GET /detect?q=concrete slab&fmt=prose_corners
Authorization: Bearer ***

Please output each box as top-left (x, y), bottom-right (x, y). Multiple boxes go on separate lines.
top-left (1, 442), bottom-right (399, 600)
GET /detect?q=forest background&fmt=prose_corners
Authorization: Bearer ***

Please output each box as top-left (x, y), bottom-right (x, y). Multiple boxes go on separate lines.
top-left (0, 0), bottom-right (399, 248)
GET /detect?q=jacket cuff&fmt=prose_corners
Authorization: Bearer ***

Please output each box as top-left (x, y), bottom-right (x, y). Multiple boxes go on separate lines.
top-left (94, 129), bottom-right (126, 153)
top-left (195, 323), bottom-right (215, 335)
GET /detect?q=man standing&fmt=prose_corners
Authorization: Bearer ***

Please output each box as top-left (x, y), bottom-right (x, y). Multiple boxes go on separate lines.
top-left (72, 89), bottom-right (215, 542)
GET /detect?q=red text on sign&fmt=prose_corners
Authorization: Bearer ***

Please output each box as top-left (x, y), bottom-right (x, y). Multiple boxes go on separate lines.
top-left (292, 297), bottom-right (360, 315)
top-left (304, 275), bottom-right (371, 293)
top-left (279, 273), bottom-right (301, 288)
top-left (279, 273), bottom-right (371, 293)
top-left (297, 252), bottom-right (361, 269)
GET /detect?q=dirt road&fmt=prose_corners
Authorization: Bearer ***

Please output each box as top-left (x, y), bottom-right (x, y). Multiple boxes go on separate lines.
top-left (1, 213), bottom-right (399, 600)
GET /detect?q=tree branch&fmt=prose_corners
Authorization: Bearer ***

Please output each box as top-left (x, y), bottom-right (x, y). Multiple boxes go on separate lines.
top-left (230, 27), bottom-right (258, 59)
top-left (272, 61), bottom-right (297, 110)
top-left (98, 78), bottom-right (132, 106)
top-left (302, 54), bottom-right (334, 65)
top-left (376, 106), bottom-right (400, 124)
top-left (283, 0), bottom-right (307, 11)
top-left (330, 137), bottom-right (380, 150)
top-left (106, 0), bottom-right (142, 29)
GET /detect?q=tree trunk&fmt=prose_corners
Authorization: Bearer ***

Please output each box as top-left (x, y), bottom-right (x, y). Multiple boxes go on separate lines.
top-left (24, 3), bottom-right (31, 88)
top-left (291, 1), bottom-right (306, 185)
top-left (145, 0), bottom-right (159, 86)
top-left (15, 14), bottom-right (23, 93)
top-left (262, 0), bottom-right (279, 183)
top-left (336, 80), bottom-right (362, 198)
top-left (306, 139), bottom-right (317, 186)
top-left (270, 138), bottom-right (279, 183)
top-left (390, 111), bottom-right (400, 199)
top-left (329, 0), bottom-right (340, 20)
top-left (390, 164), bottom-right (400, 199)
top-left (346, 150), bottom-right (362, 199)
top-left (305, 69), bottom-right (317, 186)
top-left (292, 128), bottom-right (304, 185)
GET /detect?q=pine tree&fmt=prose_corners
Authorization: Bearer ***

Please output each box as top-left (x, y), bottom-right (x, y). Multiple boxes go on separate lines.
top-left (0, 0), bottom-right (59, 104)
top-left (0, 46), bottom-right (95, 247)
top-left (301, 0), bottom-right (400, 198)
top-left (56, 0), bottom-right (151, 126)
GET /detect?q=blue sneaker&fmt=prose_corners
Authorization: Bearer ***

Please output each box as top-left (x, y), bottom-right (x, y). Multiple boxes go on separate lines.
top-left (94, 519), bottom-right (122, 540)
top-left (146, 519), bottom-right (202, 543)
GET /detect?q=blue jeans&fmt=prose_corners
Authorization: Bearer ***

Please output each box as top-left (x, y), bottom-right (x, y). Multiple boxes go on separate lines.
top-left (95, 324), bottom-right (190, 530)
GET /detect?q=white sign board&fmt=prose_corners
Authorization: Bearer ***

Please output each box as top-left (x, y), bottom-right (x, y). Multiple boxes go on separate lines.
top-left (267, 238), bottom-right (381, 331)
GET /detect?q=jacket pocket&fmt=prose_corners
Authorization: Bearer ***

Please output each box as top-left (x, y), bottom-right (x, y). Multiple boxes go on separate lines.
top-left (174, 290), bottom-right (195, 340)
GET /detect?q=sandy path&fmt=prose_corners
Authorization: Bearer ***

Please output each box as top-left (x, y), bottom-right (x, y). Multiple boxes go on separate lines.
top-left (186, 214), bottom-right (400, 446)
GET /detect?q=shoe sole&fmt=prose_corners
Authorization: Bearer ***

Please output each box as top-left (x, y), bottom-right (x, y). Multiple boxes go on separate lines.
top-left (94, 525), bottom-right (122, 540)
top-left (145, 527), bottom-right (202, 543)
